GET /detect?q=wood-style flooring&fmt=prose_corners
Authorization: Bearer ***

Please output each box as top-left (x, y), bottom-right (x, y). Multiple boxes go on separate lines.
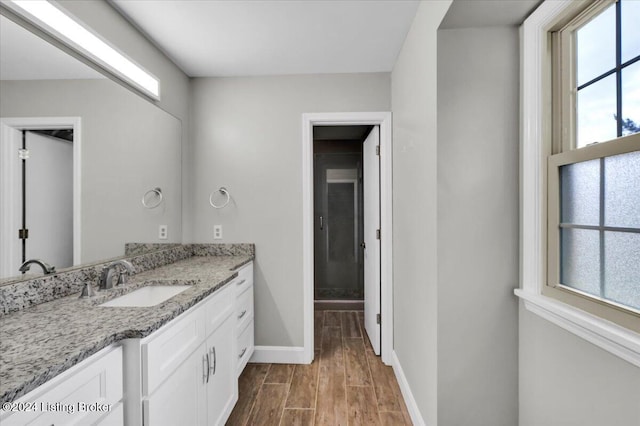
top-left (226, 311), bottom-right (412, 426)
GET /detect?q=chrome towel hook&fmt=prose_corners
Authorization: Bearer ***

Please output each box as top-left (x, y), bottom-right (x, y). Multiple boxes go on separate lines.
top-left (142, 187), bottom-right (163, 209)
top-left (209, 187), bottom-right (230, 209)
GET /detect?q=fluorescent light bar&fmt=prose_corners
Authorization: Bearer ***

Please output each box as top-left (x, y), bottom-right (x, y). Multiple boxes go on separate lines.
top-left (6, 0), bottom-right (160, 99)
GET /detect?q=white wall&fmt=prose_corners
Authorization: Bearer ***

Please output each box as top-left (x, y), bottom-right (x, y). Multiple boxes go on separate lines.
top-left (390, 1), bottom-right (452, 424)
top-left (519, 304), bottom-right (640, 426)
top-left (437, 26), bottom-right (519, 426)
top-left (188, 73), bottom-right (390, 346)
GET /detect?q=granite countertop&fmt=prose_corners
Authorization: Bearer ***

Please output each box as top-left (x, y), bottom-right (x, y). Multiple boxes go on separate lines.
top-left (0, 255), bottom-right (252, 404)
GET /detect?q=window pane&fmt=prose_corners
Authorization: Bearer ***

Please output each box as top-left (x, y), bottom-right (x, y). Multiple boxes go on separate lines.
top-left (621, 0), bottom-right (640, 64)
top-left (604, 231), bottom-right (640, 311)
top-left (577, 74), bottom-right (617, 147)
top-left (605, 150), bottom-right (640, 228)
top-left (560, 158), bottom-right (600, 226)
top-left (622, 61), bottom-right (640, 136)
top-left (561, 228), bottom-right (601, 296)
top-left (576, 3), bottom-right (616, 87)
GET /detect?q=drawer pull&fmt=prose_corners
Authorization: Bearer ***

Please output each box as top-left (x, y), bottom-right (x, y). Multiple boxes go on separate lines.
top-left (238, 347), bottom-right (247, 359)
top-left (238, 310), bottom-right (247, 320)
top-left (203, 353), bottom-right (210, 384)
top-left (209, 346), bottom-right (217, 376)
top-left (236, 279), bottom-right (246, 286)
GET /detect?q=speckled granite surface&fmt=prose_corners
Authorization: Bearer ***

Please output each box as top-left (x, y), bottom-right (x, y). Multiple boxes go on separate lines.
top-left (0, 253), bottom-right (253, 404)
top-left (0, 245), bottom-right (194, 316)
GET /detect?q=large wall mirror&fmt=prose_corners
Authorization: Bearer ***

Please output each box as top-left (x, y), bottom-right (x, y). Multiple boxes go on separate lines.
top-left (0, 13), bottom-right (182, 281)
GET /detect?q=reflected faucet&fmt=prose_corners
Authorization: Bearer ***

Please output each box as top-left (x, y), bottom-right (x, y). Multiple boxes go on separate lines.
top-left (19, 259), bottom-right (56, 275)
top-left (99, 260), bottom-right (134, 290)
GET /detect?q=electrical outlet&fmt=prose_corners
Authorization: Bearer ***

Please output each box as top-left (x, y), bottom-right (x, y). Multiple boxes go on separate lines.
top-left (213, 225), bottom-right (222, 240)
top-left (159, 225), bottom-right (168, 240)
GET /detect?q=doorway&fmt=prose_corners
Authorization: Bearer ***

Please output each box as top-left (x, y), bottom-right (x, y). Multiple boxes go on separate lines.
top-left (0, 117), bottom-right (81, 279)
top-left (313, 126), bottom-right (368, 307)
top-left (302, 112), bottom-right (393, 365)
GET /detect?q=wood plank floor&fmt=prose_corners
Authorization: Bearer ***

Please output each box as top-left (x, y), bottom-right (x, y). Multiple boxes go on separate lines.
top-left (226, 311), bottom-right (412, 426)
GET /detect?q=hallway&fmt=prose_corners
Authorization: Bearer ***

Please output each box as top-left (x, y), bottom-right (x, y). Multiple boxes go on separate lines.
top-left (226, 311), bottom-right (411, 425)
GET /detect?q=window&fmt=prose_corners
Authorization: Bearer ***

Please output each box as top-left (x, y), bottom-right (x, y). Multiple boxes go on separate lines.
top-left (545, 0), bottom-right (640, 332)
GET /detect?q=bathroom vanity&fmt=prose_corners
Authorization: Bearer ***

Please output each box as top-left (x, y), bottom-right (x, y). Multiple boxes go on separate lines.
top-left (0, 245), bottom-right (254, 426)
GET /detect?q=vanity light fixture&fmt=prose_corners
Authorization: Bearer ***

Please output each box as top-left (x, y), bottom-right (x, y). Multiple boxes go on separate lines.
top-left (2, 0), bottom-right (160, 99)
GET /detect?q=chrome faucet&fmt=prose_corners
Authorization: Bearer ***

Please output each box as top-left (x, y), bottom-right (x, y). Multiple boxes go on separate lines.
top-left (19, 259), bottom-right (56, 275)
top-left (99, 260), bottom-right (134, 290)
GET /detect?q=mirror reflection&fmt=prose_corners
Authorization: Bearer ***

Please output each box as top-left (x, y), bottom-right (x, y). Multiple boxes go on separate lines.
top-left (0, 14), bottom-right (182, 282)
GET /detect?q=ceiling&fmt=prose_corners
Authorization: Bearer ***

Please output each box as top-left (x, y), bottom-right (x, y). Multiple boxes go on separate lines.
top-left (110, 0), bottom-right (421, 77)
top-left (440, 0), bottom-right (542, 29)
top-left (1, 1), bottom-right (542, 82)
top-left (0, 14), bottom-right (104, 80)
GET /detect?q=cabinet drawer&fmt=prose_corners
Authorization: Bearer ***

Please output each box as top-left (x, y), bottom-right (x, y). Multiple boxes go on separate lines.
top-left (236, 320), bottom-right (254, 376)
top-left (142, 307), bottom-right (205, 395)
top-left (204, 283), bottom-right (235, 337)
top-left (0, 345), bottom-right (122, 426)
top-left (235, 286), bottom-right (253, 332)
top-left (233, 262), bottom-right (253, 295)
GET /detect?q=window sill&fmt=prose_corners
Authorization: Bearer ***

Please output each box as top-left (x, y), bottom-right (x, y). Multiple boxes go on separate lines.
top-left (515, 289), bottom-right (640, 367)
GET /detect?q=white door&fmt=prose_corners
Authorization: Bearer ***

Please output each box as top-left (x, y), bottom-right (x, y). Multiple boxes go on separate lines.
top-left (363, 126), bottom-right (381, 355)
top-left (25, 131), bottom-right (73, 269)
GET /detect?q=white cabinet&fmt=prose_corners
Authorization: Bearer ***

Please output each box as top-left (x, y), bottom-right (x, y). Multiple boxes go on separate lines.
top-left (2, 260), bottom-right (255, 426)
top-left (204, 312), bottom-right (236, 425)
top-left (143, 342), bottom-right (206, 426)
top-left (141, 282), bottom-right (237, 426)
top-left (0, 345), bottom-right (123, 426)
top-left (234, 262), bottom-right (254, 376)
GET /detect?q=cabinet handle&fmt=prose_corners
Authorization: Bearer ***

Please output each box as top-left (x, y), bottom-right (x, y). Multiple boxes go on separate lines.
top-left (209, 346), bottom-right (217, 376)
top-left (320, 215), bottom-right (324, 230)
top-left (203, 353), bottom-right (210, 384)
top-left (236, 279), bottom-right (246, 286)
top-left (238, 347), bottom-right (247, 359)
top-left (238, 309), bottom-right (247, 320)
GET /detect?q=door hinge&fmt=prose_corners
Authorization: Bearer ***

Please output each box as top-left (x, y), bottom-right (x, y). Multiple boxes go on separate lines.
top-left (18, 148), bottom-right (29, 160)
top-left (376, 313), bottom-right (381, 324)
top-left (376, 229), bottom-right (380, 240)
top-left (376, 145), bottom-right (380, 156)
top-left (18, 229), bottom-right (29, 240)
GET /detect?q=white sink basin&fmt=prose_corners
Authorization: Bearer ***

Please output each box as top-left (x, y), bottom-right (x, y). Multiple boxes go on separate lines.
top-left (100, 285), bottom-right (190, 307)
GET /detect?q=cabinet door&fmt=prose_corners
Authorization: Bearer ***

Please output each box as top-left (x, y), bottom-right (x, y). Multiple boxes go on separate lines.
top-left (144, 343), bottom-right (207, 426)
top-left (205, 314), bottom-right (237, 426)
top-left (0, 345), bottom-right (122, 426)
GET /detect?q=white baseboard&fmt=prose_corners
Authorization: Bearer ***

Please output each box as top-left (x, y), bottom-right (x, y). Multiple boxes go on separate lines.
top-left (391, 350), bottom-right (426, 426)
top-left (249, 346), bottom-right (307, 364)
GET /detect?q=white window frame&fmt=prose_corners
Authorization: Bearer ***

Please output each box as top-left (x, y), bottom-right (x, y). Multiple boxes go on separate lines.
top-left (515, 0), bottom-right (640, 367)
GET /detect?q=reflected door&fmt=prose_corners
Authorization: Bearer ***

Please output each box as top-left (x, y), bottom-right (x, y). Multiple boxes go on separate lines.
top-left (314, 153), bottom-right (363, 300)
top-left (0, 128), bottom-right (73, 277)
top-left (25, 131), bottom-right (73, 269)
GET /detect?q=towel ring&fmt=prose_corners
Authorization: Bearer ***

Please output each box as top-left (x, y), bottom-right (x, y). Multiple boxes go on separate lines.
top-left (142, 187), bottom-right (163, 209)
top-left (209, 187), bottom-right (230, 209)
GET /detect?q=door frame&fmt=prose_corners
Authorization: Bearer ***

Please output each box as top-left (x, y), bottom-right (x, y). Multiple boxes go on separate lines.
top-left (302, 112), bottom-right (393, 365)
top-left (0, 117), bottom-right (82, 275)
